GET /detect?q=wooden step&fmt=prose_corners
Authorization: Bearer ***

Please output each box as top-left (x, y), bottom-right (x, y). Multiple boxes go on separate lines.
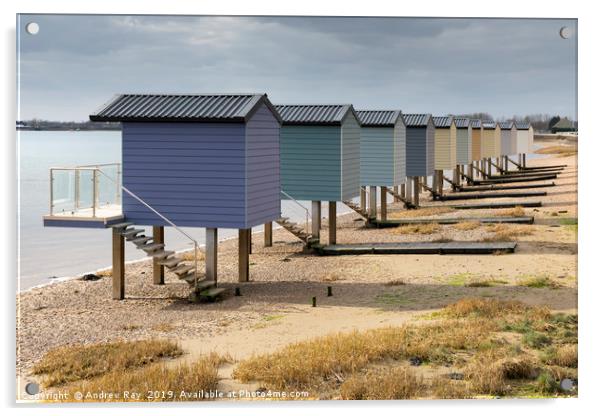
top-left (158, 257), bottom-right (182, 268)
top-left (151, 250), bottom-right (174, 259)
top-left (131, 236), bottom-right (153, 245)
top-left (122, 228), bottom-right (144, 239)
top-left (172, 264), bottom-right (195, 276)
top-left (110, 222), bottom-right (133, 230)
top-left (199, 287), bottom-right (226, 299)
top-left (140, 243), bottom-right (165, 253)
top-left (196, 279), bottom-right (215, 291)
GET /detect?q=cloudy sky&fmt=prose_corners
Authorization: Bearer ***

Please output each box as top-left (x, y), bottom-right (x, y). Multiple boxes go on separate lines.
top-left (17, 14), bottom-right (577, 121)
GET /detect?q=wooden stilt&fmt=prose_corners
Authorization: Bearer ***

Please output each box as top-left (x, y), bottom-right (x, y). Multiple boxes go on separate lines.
top-left (369, 186), bottom-right (377, 220)
top-left (380, 186), bottom-right (387, 220)
top-left (522, 153), bottom-right (527, 167)
top-left (399, 182), bottom-right (406, 199)
top-left (405, 178), bottom-right (412, 203)
top-left (312, 200), bottom-right (321, 239)
top-left (206, 228), bottom-right (218, 282)
top-left (359, 188), bottom-right (366, 212)
top-left (112, 227), bottom-right (125, 300)
top-left (238, 229), bottom-right (249, 282)
top-left (248, 229), bottom-right (252, 254)
top-left (264, 222), bottom-right (272, 247)
top-left (413, 177), bottom-right (420, 206)
top-left (152, 226), bottom-right (164, 285)
top-left (487, 158), bottom-right (492, 176)
top-left (328, 201), bottom-right (337, 245)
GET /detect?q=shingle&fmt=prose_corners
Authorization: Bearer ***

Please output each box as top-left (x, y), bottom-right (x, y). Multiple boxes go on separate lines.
top-left (514, 122), bottom-right (531, 130)
top-left (482, 120), bottom-right (498, 130)
top-left (275, 104), bottom-right (355, 125)
top-left (356, 110), bottom-right (402, 127)
top-left (403, 113), bottom-right (431, 127)
top-left (89, 93), bottom-right (281, 123)
top-left (433, 116), bottom-right (453, 128)
top-left (499, 121), bottom-right (514, 130)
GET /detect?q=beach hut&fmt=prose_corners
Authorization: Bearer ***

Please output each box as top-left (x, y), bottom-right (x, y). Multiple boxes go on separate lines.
top-left (276, 104), bottom-right (361, 244)
top-left (432, 116), bottom-right (457, 194)
top-left (402, 114), bottom-right (435, 206)
top-left (515, 122), bottom-right (533, 167)
top-left (453, 117), bottom-right (473, 186)
top-left (499, 121), bottom-right (517, 171)
top-left (481, 121), bottom-right (501, 175)
top-left (45, 93), bottom-right (282, 299)
top-left (469, 119), bottom-right (484, 179)
top-left (356, 110), bottom-right (406, 220)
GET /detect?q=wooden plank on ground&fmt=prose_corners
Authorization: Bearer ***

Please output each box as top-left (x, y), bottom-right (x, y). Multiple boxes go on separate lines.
top-left (316, 241), bottom-right (517, 255)
top-left (438, 191), bottom-right (546, 201)
top-left (374, 216), bottom-right (533, 227)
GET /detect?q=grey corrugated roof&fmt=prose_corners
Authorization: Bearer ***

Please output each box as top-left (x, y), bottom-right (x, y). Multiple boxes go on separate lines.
top-left (499, 121), bottom-right (515, 130)
top-left (356, 110), bottom-right (402, 127)
top-left (482, 121), bottom-right (498, 130)
top-left (454, 117), bottom-right (470, 128)
top-left (275, 104), bottom-right (356, 126)
top-left (469, 119), bottom-right (482, 128)
top-left (403, 113), bottom-right (432, 127)
top-left (89, 93), bottom-right (282, 123)
top-left (433, 116), bottom-right (454, 128)
top-left (514, 122), bottom-right (531, 130)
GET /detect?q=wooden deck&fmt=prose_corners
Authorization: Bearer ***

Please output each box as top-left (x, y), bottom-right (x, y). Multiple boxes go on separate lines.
top-left (438, 191), bottom-right (546, 201)
top-left (315, 241), bottom-right (517, 255)
top-left (373, 216), bottom-right (533, 227)
top-left (443, 201), bottom-right (543, 209)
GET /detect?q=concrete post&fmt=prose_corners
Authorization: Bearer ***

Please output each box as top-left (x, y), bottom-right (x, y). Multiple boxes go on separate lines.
top-left (112, 227), bottom-right (125, 300)
top-left (380, 186), bottom-right (387, 220)
top-left (264, 222), bottom-right (272, 247)
top-left (312, 200), bottom-right (321, 240)
top-left (238, 229), bottom-right (249, 282)
top-left (206, 227), bottom-right (218, 282)
top-left (328, 201), bottom-right (337, 245)
top-left (152, 226), bottom-right (164, 285)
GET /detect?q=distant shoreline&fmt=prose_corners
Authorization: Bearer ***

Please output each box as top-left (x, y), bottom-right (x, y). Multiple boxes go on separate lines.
top-left (17, 127), bottom-right (120, 132)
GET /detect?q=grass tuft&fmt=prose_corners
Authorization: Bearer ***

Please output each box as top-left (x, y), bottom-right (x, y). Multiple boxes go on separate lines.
top-left (453, 221), bottom-right (480, 231)
top-left (388, 206), bottom-right (455, 219)
top-left (517, 276), bottom-right (563, 289)
top-left (340, 367), bottom-right (423, 400)
top-left (494, 206), bottom-right (526, 218)
top-left (31, 339), bottom-right (182, 387)
top-left (391, 223), bottom-right (440, 235)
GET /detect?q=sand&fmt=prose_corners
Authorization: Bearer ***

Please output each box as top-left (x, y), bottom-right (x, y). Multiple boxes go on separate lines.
top-left (16, 139), bottom-right (578, 391)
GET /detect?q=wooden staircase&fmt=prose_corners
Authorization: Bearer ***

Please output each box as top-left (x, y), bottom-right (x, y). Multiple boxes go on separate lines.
top-left (343, 200), bottom-right (371, 220)
top-left (275, 217), bottom-right (319, 246)
top-left (110, 222), bottom-right (225, 302)
top-left (382, 188), bottom-right (417, 209)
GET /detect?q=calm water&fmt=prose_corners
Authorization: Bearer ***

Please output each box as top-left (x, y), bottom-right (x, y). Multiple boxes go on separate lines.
top-left (17, 130), bottom-right (329, 291)
top-left (17, 131), bottom-right (545, 291)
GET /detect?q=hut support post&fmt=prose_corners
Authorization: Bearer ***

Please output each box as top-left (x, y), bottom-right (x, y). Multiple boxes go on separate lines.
top-left (328, 201), bottom-right (337, 245)
top-left (206, 228), bottom-right (218, 282)
top-left (359, 188), bottom-right (366, 213)
top-left (504, 156), bottom-right (509, 172)
top-left (248, 229), bottom-right (252, 254)
top-left (380, 186), bottom-right (387, 220)
top-left (112, 227), bottom-right (125, 300)
top-left (453, 166), bottom-right (460, 187)
top-left (522, 153), bottom-right (527, 168)
top-left (152, 226), bottom-right (164, 285)
top-left (412, 177), bottom-right (420, 207)
top-left (369, 186), bottom-right (377, 221)
top-left (487, 158), bottom-right (492, 176)
top-left (312, 201), bottom-right (321, 239)
top-left (238, 229), bottom-right (250, 282)
top-left (438, 170), bottom-right (444, 194)
top-left (264, 222), bottom-right (272, 247)
top-left (405, 179), bottom-right (412, 203)
top-left (399, 183), bottom-right (406, 199)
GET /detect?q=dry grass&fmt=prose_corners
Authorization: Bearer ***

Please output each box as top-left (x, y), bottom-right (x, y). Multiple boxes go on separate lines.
top-left (32, 340), bottom-right (182, 387)
top-left (389, 206), bottom-right (454, 219)
top-left (517, 276), bottom-right (563, 289)
top-left (429, 376), bottom-right (472, 399)
top-left (151, 322), bottom-right (176, 332)
top-left (391, 223), bottom-right (441, 235)
top-left (320, 272), bottom-right (340, 282)
top-left (494, 206), bottom-right (526, 218)
top-left (179, 249), bottom-right (206, 262)
top-left (453, 221), bottom-right (480, 231)
top-left (60, 353), bottom-right (222, 402)
top-left (535, 145), bottom-right (577, 157)
top-left (340, 367), bottom-right (423, 399)
top-left (542, 345), bottom-right (577, 368)
top-left (482, 224), bottom-right (534, 242)
top-left (96, 268), bottom-right (112, 277)
top-left (385, 278), bottom-right (407, 286)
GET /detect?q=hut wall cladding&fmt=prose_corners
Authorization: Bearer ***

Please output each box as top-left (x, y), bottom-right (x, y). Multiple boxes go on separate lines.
top-left (434, 124), bottom-right (457, 169)
top-left (456, 124), bottom-right (472, 165)
top-left (500, 128), bottom-right (512, 156)
top-left (121, 104), bottom-right (280, 229)
top-left (510, 125), bottom-right (518, 155)
top-left (406, 124), bottom-right (435, 177)
top-left (341, 113), bottom-right (361, 200)
top-left (360, 126), bottom-right (394, 186)
top-left (494, 126), bottom-right (502, 157)
top-left (481, 128), bottom-right (496, 158)
top-left (471, 127), bottom-right (482, 161)
top-left (516, 129), bottom-right (530, 154)
top-left (280, 125), bottom-right (342, 201)
top-left (393, 117), bottom-right (407, 184)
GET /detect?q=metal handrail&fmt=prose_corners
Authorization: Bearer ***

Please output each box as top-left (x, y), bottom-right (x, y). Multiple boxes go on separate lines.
top-left (280, 189), bottom-right (310, 236)
top-left (96, 168), bottom-right (201, 287)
